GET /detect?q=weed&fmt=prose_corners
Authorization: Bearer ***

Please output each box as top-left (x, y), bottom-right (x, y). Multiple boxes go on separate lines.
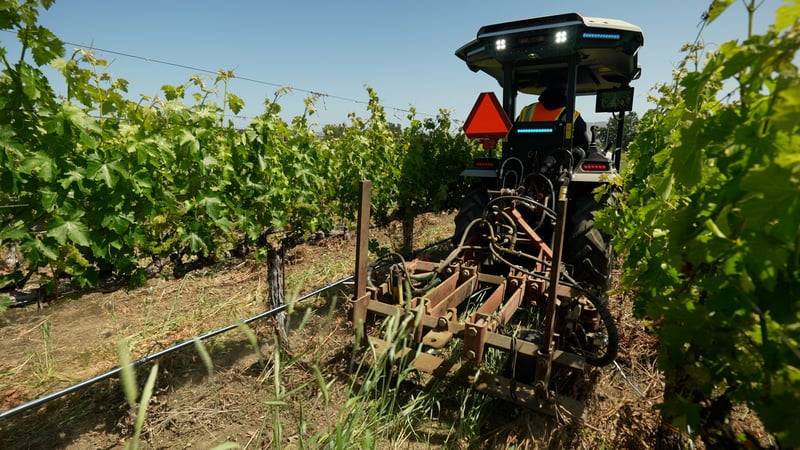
top-left (192, 337), bottom-right (215, 377)
top-left (117, 339), bottom-right (160, 450)
top-left (235, 320), bottom-right (265, 366)
top-left (30, 322), bottom-right (55, 385)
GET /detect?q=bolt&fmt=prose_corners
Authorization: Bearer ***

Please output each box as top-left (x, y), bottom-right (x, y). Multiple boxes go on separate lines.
top-left (466, 327), bottom-right (478, 337)
top-left (437, 317), bottom-right (448, 328)
top-left (465, 350), bottom-right (476, 360)
top-left (461, 269), bottom-right (470, 278)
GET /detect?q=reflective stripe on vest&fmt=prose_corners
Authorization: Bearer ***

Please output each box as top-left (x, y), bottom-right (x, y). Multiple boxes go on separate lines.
top-left (517, 104), bottom-right (580, 122)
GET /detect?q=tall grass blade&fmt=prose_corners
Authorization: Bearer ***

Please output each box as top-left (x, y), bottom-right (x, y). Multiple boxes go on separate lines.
top-left (192, 336), bottom-right (215, 377)
top-left (117, 339), bottom-right (137, 408)
top-left (235, 319), bottom-right (264, 365)
top-left (312, 364), bottom-right (330, 405)
top-left (129, 363), bottom-right (159, 450)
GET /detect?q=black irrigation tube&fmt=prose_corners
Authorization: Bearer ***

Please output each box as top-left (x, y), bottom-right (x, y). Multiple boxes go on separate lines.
top-left (0, 274), bottom-right (354, 421)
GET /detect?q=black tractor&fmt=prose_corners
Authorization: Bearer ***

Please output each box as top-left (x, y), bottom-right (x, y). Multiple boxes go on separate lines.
top-left (454, 13), bottom-right (644, 296)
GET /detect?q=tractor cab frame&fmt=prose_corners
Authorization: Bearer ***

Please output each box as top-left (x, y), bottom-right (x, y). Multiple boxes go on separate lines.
top-left (456, 13), bottom-right (643, 170)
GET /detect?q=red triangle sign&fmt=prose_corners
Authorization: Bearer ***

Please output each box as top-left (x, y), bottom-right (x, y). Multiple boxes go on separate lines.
top-left (463, 92), bottom-right (511, 140)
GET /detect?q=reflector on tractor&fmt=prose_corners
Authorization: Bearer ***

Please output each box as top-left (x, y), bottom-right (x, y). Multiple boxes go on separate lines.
top-left (463, 92), bottom-right (511, 149)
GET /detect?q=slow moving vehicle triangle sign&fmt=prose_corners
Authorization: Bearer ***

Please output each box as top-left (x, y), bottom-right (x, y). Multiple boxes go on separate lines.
top-left (462, 92), bottom-right (511, 148)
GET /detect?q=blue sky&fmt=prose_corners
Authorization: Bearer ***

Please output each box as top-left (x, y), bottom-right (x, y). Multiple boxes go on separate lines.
top-left (2, 0), bottom-right (787, 127)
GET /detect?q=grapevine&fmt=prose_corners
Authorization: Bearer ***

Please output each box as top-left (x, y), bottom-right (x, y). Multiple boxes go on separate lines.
top-left (598, 1), bottom-right (800, 446)
top-left (0, 0), bottom-right (477, 299)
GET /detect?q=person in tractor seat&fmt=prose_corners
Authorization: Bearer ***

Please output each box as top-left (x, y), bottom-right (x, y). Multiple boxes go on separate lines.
top-left (517, 84), bottom-right (592, 151)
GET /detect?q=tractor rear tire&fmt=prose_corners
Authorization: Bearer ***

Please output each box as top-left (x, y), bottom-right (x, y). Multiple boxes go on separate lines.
top-left (453, 183), bottom-right (489, 245)
top-left (565, 193), bottom-right (613, 294)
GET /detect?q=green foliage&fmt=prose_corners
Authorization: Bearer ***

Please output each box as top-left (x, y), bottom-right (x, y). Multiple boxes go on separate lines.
top-left (399, 108), bottom-right (478, 217)
top-left (393, 107), bottom-right (478, 253)
top-left (322, 86), bottom-right (403, 225)
top-left (597, 2), bottom-right (800, 445)
top-left (0, 0), bottom-right (475, 294)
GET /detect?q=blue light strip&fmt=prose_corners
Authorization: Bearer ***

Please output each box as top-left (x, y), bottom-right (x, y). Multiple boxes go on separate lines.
top-left (582, 32), bottom-right (620, 40)
top-left (516, 127), bottom-right (555, 134)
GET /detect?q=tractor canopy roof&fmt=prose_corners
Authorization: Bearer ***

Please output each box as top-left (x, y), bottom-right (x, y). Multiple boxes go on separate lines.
top-left (455, 13), bottom-right (644, 96)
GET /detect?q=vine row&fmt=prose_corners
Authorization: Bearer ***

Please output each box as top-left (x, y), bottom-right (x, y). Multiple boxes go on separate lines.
top-left (597, 1), bottom-right (800, 446)
top-left (0, 0), bottom-right (478, 299)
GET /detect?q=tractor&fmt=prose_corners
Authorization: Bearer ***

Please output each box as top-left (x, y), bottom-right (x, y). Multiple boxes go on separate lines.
top-left (454, 12), bottom-right (643, 296)
top-left (352, 13), bottom-right (643, 415)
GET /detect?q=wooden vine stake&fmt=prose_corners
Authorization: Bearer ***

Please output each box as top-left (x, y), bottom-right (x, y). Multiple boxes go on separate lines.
top-left (267, 240), bottom-right (290, 351)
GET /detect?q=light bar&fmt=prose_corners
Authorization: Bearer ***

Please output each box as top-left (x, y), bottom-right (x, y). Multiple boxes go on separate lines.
top-left (554, 30), bottom-right (568, 44)
top-left (474, 160), bottom-right (497, 168)
top-left (516, 127), bottom-right (555, 134)
top-left (495, 38), bottom-right (507, 51)
top-left (581, 162), bottom-right (611, 171)
top-left (582, 32), bottom-right (621, 40)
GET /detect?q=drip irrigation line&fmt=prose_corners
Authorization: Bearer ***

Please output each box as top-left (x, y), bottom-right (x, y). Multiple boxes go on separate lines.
top-left (612, 360), bottom-right (650, 405)
top-left (0, 234), bottom-right (451, 421)
top-left (0, 274), bottom-right (354, 421)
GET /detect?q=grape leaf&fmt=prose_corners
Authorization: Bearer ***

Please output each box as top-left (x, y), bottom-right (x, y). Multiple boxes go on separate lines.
top-left (704, 0), bottom-right (735, 24)
top-left (740, 165), bottom-right (800, 240)
top-left (48, 217), bottom-right (90, 247)
top-left (775, 3), bottom-right (800, 32)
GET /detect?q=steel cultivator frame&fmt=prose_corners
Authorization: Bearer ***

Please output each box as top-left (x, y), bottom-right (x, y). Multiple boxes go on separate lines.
top-left (352, 181), bottom-right (618, 419)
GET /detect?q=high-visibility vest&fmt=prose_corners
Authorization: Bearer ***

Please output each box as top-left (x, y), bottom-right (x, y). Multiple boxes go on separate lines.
top-left (517, 103), bottom-right (580, 122)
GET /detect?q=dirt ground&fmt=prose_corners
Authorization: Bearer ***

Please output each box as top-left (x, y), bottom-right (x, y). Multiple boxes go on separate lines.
top-left (0, 212), bottom-right (774, 449)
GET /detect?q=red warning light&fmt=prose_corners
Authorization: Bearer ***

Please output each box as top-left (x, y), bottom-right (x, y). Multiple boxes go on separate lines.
top-left (463, 92), bottom-right (511, 148)
top-left (581, 161), bottom-right (611, 171)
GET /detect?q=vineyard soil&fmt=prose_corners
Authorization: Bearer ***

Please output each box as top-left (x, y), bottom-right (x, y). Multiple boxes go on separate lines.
top-left (0, 212), bottom-right (773, 449)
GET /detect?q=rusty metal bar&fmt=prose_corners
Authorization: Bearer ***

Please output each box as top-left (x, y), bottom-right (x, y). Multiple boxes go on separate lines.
top-left (352, 180), bottom-right (372, 346)
top-left (495, 276), bottom-right (526, 326)
top-left (535, 182), bottom-right (569, 391)
top-left (418, 270), bottom-right (461, 307)
top-left (511, 208), bottom-right (553, 259)
top-left (464, 278), bottom-right (506, 363)
top-left (426, 272), bottom-right (477, 317)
